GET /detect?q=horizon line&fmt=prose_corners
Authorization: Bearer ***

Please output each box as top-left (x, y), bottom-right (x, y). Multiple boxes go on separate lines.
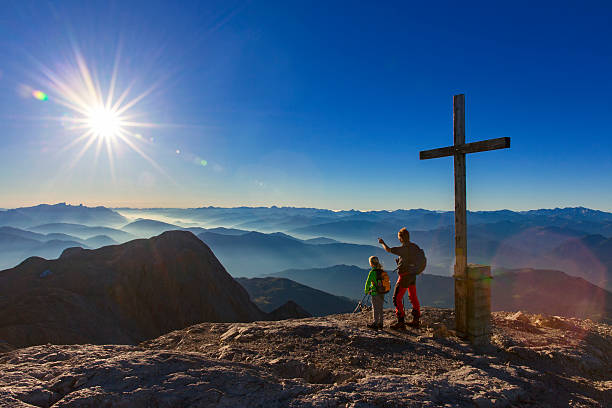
top-left (1, 202), bottom-right (611, 215)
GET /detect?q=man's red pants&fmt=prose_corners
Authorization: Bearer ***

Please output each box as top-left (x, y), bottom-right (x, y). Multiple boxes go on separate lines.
top-left (393, 284), bottom-right (420, 319)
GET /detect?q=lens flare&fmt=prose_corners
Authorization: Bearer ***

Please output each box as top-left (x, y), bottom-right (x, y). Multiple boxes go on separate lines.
top-left (32, 90), bottom-right (48, 101)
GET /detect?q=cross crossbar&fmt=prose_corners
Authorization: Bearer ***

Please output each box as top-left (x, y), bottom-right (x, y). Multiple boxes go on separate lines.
top-left (419, 137), bottom-right (510, 160)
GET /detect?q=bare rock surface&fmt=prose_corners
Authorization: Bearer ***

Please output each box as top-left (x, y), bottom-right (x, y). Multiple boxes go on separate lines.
top-left (1, 308), bottom-right (610, 407)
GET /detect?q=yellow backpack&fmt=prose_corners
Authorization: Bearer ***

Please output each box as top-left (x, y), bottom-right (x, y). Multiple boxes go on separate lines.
top-left (376, 269), bottom-right (391, 294)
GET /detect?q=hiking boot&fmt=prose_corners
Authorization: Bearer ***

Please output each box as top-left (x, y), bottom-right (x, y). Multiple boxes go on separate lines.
top-left (407, 310), bottom-right (421, 328)
top-left (390, 321), bottom-right (405, 330)
top-left (390, 316), bottom-right (405, 330)
top-left (367, 322), bottom-right (380, 331)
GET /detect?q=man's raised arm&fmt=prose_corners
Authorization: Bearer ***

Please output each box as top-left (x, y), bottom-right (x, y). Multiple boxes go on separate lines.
top-left (378, 238), bottom-right (392, 253)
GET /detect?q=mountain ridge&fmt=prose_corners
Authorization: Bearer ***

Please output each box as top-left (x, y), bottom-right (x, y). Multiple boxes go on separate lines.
top-left (0, 203), bottom-right (127, 228)
top-left (236, 277), bottom-right (356, 316)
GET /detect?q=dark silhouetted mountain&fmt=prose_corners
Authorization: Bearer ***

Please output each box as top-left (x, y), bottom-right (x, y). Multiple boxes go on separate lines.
top-left (236, 277), bottom-right (356, 316)
top-left (121, 219), bottom-right (182, 237)
top-left (544, 235), bottom-right (612, 291)
top-left (453, 231), bottom-right (612, 291)
top-left (0, 231), bottom-right (266, 347)
top-left (267, 300), bottom-right (312, 320)
top-left (0, 203), bottom-right (127, 228)
top-left (491, 268), bottom-right (612, 323)
top-left (27, 223), bottom-right (135, 242)
top-left (196, 231), bottom-right (391, 277)
top-left (267, 264), bottom-right (364, 299)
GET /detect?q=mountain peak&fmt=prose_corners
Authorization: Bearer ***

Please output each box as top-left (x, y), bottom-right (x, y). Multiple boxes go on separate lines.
top-left (152, 229), bottom-right (201, 243)
top-left (268, 300), bottom-right (312, 320)
top-left (59, 246), bottom-right (85, 259)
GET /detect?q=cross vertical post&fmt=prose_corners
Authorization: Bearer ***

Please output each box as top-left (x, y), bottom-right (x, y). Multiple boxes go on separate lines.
top-left (453, 94), bottom-right (468, 335)
top-left (454, 94), bottom-right (467, 277)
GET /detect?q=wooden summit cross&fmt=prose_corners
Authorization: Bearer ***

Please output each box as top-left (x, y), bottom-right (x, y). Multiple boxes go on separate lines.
top-left (420, 94), bottom-right (510, 343)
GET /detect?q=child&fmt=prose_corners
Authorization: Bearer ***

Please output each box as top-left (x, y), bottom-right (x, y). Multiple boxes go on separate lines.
top-left (364, 256), bottom-right (387, 330)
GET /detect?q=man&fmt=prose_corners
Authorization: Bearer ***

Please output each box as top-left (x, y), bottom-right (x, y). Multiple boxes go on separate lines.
top-left (378, 228), bottom-right (423, 329)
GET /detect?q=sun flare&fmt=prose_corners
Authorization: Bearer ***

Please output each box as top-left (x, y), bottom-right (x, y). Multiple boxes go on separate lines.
top-left (34, 49), bottom-right (166, 178)
top-left (86, 106), bottom-right (123, 139)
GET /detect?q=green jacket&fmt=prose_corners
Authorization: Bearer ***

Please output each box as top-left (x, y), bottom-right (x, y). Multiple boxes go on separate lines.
top-left (364, 268), bottom-right (383, 295)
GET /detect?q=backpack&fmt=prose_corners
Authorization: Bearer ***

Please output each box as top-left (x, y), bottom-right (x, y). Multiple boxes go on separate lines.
top-left (375, 269), bottom-right (391, 294)
top-left (398, 243), bottom-right (427, 275)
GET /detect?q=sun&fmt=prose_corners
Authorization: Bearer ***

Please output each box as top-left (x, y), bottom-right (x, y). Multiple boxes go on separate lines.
top-left (86, 106), bottom-right (124, 139)
top-left (33, 49), bottom-right (168, 178)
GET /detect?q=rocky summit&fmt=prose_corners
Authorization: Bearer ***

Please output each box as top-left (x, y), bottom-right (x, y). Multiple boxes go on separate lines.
top-left (0, 231), bottom-right (265, 347)
top-left (1, 308), bottom-right (609, 407)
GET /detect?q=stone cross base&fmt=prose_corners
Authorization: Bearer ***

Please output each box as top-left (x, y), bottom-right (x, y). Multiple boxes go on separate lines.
top-left (454, 264), bottom-right (492, 345)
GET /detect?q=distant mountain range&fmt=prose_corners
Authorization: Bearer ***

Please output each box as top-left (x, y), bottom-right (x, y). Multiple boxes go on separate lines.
top-left (236, 277), bottom-right (356, 316)
top-left (115, 206), bottom-right (612, 238)
top-left (4, 203), bottom-right (611, 234)
top-left (0, 227), bottom-right (89, 270)
top-left (196, 231), bottom-right (390, 277)
top-left (267, 265), bottom-right (612, 323)
top-left (121, 219), bottom-right (183, 237)
top-left (0, 203), bottom-right (127, 228)
top-left (28, 223), bottom-right (134, 242)
top-left (1, 203), bottom-right (611, 291)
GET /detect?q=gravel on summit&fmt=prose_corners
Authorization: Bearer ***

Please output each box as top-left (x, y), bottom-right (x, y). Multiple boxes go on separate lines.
top-left (1, 308), bottom-right (610, 407)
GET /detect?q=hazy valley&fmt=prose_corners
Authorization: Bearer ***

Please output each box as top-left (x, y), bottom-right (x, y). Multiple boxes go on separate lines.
top-left (1, 203), bottom-right (611, 290)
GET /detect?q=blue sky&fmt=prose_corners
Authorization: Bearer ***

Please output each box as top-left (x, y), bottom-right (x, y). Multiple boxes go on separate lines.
top-left (0, 1), bottom-right (611, 211)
